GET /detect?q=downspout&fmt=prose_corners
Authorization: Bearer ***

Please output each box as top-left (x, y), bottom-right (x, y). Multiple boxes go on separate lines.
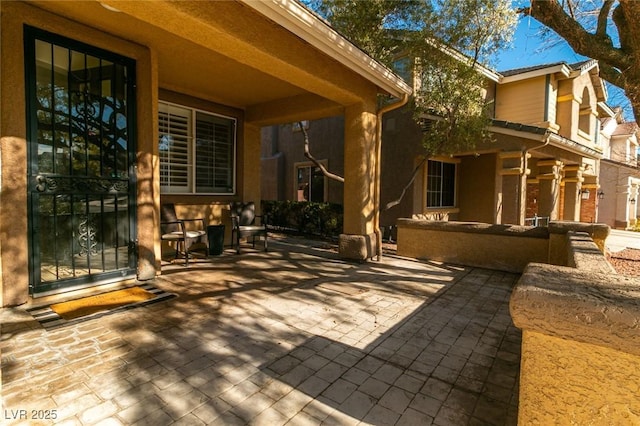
top-left (374, 94), bottom-right (409, 260)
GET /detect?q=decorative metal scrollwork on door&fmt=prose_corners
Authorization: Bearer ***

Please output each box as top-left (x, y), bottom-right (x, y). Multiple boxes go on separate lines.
top-left (78, 215), bottom-right (98, 256)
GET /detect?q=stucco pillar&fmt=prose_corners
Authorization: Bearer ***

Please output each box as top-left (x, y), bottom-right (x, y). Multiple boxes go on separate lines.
top-left (615, 178), bottom-right (632, 229)
top-left (630, 184), bottom-right (639, 227)
top-left (498, 151), bottom-right (529, 225)
top-left (562, 165), bottom-right (584, 222)
top-left (1, 6), bottom-right (29, 306)
top-left (339, 101), bottom-right (378, 260)
top-left (579, 175), bottom-right (598, 223)
top-left (537, 160), bottom-right (563, 221)
top-left (137, 48), bottom-right (158, 280)
top-left (242, 123), bottom-right (262, 210)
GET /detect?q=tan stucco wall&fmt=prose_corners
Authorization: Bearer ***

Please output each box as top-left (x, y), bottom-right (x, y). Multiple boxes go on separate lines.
top-left (495, 77), bottom-right (547, 126)
top-left (556, 72), bottom-right (599, 144)
top-left (0, 1), bottom-right (155, 305)
top-left (547, 221), bottom-right (609, 265)
top-left (511, 240), bottom-right (640, 426)
top-left (396, 220), bottom-right (549, 273)
top-left (457, 154), bottom-right (497, 224)
top-left (518, 331), bottom-right (640, 425)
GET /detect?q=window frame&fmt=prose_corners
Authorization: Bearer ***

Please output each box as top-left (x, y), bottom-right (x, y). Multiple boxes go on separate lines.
top-left (424, 157), bottom-right (459, 209)
top-left (293, 160), bottom-right (328, 203)
top-left (158, 100), bottom-right (237, 195)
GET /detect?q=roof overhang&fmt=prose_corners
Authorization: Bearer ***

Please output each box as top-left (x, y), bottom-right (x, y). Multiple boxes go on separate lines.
top-left (423, 38), bottom-right (501, 83)
top-left (22, 0), bottom-right (412, 125)
top-left (570, 60), bottom-right (607, 101)
top-left (500, 63), bottom-right (571, 84)
top-left (242, 0), bottom-right (412, 98)
top-left (490, 120), bottom-right (603, 160)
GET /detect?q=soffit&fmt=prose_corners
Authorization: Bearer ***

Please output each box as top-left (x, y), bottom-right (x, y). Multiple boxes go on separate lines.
top-left (28, 0), bottom-right (375, 112)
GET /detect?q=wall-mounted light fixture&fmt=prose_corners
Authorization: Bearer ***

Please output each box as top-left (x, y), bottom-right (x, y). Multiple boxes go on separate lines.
top-left (631, 198), bottom-right (637, 205)
top-left (580, 188), bottom-right (590, 200)
top-left (597, 191), bottom-right (605, 200)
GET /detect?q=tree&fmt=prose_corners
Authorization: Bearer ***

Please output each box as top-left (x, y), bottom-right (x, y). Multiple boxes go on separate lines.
top-left (305, 0), bottom-right (517, 209)
top-left (521, 0), bottom-right (640, 123)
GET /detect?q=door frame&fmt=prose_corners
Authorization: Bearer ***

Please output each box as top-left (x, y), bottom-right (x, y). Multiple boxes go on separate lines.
top-left (24, 25), bottom-right (138, 297)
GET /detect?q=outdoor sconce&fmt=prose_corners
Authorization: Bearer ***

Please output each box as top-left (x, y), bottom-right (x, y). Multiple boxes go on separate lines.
top-left (631, 198), bottom-right (637, 205)
top-left (580, 189), bottom-right (590, 200)
top-left (597, 191), bottom-right (605, 200)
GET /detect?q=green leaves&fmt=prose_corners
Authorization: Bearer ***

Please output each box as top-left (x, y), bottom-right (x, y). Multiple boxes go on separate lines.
top-left (305, 0), bottom-right (516, 156)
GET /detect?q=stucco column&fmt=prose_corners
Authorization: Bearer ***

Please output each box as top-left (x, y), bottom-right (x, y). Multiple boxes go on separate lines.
top-left (579, 175), bottom-right (598, 223)
top-left (537, 160), bottom-right (563, 221)
top-left (339, 101), bottom-right (378, 260)
top-left (562, 165), bottom-right (584, 222)
top-left (1, 7), bottom-right (29, 306)
top-left (615, 183), bottom-right (633, 229)
top-left (630, 184), bottom-right (639, 227)
top-left (137, 48), bottom-right (158, 279)
top-left (242, 123), bottom-right (262, 210)
top-left (498, 151), bottom-right (529, 225)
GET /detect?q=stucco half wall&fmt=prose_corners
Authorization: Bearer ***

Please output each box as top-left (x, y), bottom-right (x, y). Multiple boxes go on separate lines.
top-left (396, 220), bottom-right (549, 273)
top-left (511, 263), bottom-right (640, 424)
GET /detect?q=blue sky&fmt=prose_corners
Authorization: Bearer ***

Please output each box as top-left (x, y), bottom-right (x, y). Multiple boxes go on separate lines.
top-left (493, 15), bottom-right (634, 121)
top-left (493, 16), bottom-right (586, 71)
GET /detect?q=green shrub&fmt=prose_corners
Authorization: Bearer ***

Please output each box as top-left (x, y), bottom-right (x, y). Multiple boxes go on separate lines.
top-left (262, 200), bottom-right (343, 237)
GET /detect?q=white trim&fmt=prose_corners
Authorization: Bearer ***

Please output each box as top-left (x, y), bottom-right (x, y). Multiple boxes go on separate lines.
top-left (424, 39), bottom-right (501, 83)
top-left (424, 158), bottom-right (458, 209)
top-left (489, 126), bottom-right (549, 142)
top-left (158, 100), bottom-right (238, 195)
top-left (500, 64), bottom-right (571, 84)
top-left (241, 0), bottom-right (412, 98)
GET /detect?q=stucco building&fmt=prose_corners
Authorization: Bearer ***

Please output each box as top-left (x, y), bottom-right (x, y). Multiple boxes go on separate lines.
top-left (598, 109), bottom-right (640, 229)
top-left (262, 60), bottom-right (610, 233)
top-left (0, 0), bottom-right (411, 307)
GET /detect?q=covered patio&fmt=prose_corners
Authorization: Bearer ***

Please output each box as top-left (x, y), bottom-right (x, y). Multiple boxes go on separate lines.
top-left (1, 237), bottom-right (520, 425)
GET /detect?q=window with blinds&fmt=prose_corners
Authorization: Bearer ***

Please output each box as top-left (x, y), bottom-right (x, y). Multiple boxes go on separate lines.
top-left (159, 101), bottom-right (236, 194)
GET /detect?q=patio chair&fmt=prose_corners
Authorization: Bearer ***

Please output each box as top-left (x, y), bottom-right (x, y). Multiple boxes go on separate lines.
top-left (230, 201), bottom-right (268, 254)
top-left (160, 203), bottom-right (208, 265)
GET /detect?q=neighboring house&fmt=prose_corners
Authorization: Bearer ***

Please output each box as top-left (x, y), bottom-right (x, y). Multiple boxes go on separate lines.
top-left (0, 0), bottom-right (411, 307)
top-left (598, 107), bottom-right (640, 228)
top-left (262, 60), bottom-right (608, 233)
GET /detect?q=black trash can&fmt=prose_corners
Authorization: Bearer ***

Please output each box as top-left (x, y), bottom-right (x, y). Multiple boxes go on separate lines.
top-left (207, 225), bottom-right (225, 256)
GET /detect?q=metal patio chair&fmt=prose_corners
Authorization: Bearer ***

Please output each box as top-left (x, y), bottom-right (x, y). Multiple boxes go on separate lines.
top-left (160, 203), bottom-right (208, 265)
top-left (229, 202), bottom-right (268, 254)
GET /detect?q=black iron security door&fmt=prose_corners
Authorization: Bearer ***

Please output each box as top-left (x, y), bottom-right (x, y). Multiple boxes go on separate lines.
top-left (25, 27), bottom-right (137, 295)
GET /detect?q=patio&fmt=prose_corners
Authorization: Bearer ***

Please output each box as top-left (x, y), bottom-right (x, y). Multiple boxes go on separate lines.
top-left (1, 236), bottom-right (520, 425)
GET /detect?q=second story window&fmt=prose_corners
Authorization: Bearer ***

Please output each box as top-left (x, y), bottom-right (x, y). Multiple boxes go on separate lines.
top-left (426, 159), bottom-right (456, 208)
top-left (159, 101), bottom-right (236, 194)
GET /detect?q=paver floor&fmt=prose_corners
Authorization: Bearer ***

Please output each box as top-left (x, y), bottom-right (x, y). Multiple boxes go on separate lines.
top-left (1, 237), bottom-right (521, 425)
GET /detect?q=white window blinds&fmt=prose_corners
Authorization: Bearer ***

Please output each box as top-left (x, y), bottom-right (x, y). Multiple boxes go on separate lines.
top-left (159, 101), bottom-right (236, 194)
top-left (159, 103), bottom-right (191, 193)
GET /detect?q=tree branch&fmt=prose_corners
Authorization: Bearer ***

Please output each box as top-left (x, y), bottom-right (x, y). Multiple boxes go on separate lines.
top-left (523, 0), bottom-right (629, 70)
top-left (384, 157), bottom-right (426, 211)
top-left (598, 62), bottom-right (624, 88)
top-left (596, 0), bottom-right (614, 40)
top-left (299, 121), bottom-right (344, 183)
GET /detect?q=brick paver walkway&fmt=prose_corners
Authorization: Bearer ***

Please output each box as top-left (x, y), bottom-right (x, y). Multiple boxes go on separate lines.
top-left (1, 237), bottom-right (520, 425)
